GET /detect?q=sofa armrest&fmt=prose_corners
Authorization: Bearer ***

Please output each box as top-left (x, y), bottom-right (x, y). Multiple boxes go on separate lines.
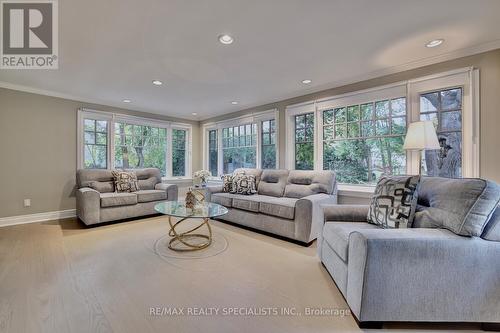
top-left (346, 228), bottom-right (500, 322)
top-left (205, 184), bottom-right (223, 202)
top-left (295, 193), bottom-right (337, 243)
top-left (323, 204), bottom-right (369, 223)
top-left (76, 187), bottom-right (100, 225)
top-left (155, 183), bottom-right (178, 201)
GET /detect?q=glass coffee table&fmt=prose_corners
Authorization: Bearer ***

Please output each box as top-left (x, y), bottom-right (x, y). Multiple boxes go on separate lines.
top-left (154, 201), bottom-right (228, 252)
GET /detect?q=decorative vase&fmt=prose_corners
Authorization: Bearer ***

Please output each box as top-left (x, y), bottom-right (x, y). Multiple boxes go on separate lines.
top-left (185, 188), bottom-right (196, 209)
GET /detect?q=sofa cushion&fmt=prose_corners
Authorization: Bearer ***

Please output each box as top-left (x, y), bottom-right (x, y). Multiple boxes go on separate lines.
top-left (414, 177), bottom-right (500, 236)
top-left (124, 168), bottom-right (161, 190)
top-left (232, 195), bottom-right (268, 212)
top-left (211, 192), bottom-right (234, 207)
top-left (480, 205), bottom-right (500, 241)
top-left (259, 197), bottom-right (298, 220)
top-left (77, 169), bottom-right (115, 193)
top-left (136, 190), bottom-right (167, 203)
top-left (257, 169), bottom-right (289, 197)
top-left (88, 180), bottom-right (115, 193)
top-left (284, 170), bottom-right (336, 198)
top-left (322, 222), bottom-right (379, 262)
top-left (100, 192), bottom-right (137, 208)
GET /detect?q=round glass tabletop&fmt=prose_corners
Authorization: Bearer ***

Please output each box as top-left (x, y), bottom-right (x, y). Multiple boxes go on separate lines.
top-left (154, 201), bottom-right (228, 218)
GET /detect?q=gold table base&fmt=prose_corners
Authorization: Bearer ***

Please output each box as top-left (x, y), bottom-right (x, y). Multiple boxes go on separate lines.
top-left (167, 215), bottom-right (212, 251)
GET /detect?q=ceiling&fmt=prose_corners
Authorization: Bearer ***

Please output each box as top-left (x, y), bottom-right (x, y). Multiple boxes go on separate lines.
top-left (1, 0), bottom-right (500, 121)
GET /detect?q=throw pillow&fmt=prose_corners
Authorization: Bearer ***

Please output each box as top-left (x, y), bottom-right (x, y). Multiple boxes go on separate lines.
top-left (221, 174), bottom-right (234, 193)
top-left (112, 170), bottom-right (139, 193)
top-left (368, 175), bottom-right (421, 229)
top-left (221, 170), bottom-right (245, 193)
top-left (231, 174), bottom-right (257, 195)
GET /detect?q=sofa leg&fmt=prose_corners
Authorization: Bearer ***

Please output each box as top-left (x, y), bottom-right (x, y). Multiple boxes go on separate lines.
top-left (482, 323), bottom-right (500, 331)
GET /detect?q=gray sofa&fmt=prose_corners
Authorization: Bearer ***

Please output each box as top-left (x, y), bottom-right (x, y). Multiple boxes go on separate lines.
top-left (318, 177), bottom-right (500, 328)
top-left (76, 168), bottom-right (178, 225)
top-left (208, 168), bottom-right (337, 244)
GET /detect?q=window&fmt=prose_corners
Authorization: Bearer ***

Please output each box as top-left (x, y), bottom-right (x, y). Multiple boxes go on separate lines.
top-left (172, 129), bottom-right (187, 177)
top-left (261, 119), bottom-right (276, 169)
top-left (114, 122), bottom-right (167, 176)
top-left (83, 118), bottom-right (108, 169)
top-left (208, 129), bottom-right (218, 177)
top-left (420, 88), bottom-right (462, 177)
top-left (222, 124), bottom-right (257, 174)
top-left (294, 113), bottom-right (314, 170)
top-left (204, 109), bottom-right (278, 176)
top-left (78, 109), bottom-right (192, 179)
top-left (322, 97), bottom-right (407, 184)
top-left (286, 68), bottom-right (478, 186)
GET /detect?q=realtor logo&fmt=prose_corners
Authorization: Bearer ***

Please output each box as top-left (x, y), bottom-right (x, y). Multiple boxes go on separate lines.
top-left (1, 0), bottom-right (58, 69)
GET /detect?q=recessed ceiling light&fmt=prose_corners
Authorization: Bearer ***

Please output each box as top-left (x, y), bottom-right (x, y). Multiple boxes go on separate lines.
top-left (231, 101), bottom-right (238, 105)
top-left (123, 99), bottom-right (131, 103)
top-left (192, 112), bottom-right (198, 116)
top-left (425, 39), bottom-right (444, 48)
top-left (152, 80), bottom-right (163, 86)
top-left (302, 79), bottom-right (312, 84)
top-left (218, 34), bottom-right (234, 45)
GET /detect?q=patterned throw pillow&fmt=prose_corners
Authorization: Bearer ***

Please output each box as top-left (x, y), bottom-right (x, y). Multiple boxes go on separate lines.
top-left (368, 175), bottom-right (420, 229)
top-left (231, 174), bottom-right (257, 195)
top-left (221, 171), bottom-right (245, 193)
top-left (112, 170), bottom-right (139, 193)
top-left (221, 174), bottom-right (234, 193)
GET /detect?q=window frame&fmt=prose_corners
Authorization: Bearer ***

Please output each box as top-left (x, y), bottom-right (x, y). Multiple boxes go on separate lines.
top-left (202, 109), bottom-right (279, 177)
top-left (77, 109), bottom-right (193, 180)
top-left (321, 97), bottom-right (408, 184)
top-left (82, 117), bottom-right (110, 169)
top-left (407, 68), bottom-right (479, 177)
top-left (285, 67), bottom-right (479, 190)
top-left (261, 118), bottom-right (277, 169)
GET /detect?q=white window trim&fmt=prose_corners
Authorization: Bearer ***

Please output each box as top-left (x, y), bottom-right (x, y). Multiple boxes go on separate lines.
top-left (285, 67), bottom-right (480, 191)
top-left (407, 68), bottom-right (479, 177)
top-left (77, 108), bottom-right (193, 180)
top-left (202, 109), bottom-right (279, 176)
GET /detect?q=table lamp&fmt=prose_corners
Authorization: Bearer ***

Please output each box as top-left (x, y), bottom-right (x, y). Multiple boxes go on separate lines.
top-left (403, 121), bottom-right (440, 175)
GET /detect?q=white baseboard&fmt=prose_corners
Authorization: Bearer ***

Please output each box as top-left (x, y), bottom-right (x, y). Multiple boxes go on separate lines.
top-left (0, 209), bottom-right (77, 228)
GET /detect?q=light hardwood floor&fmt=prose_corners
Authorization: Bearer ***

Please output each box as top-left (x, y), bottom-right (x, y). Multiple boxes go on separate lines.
top-left (0, 216), bottom-right (482, 333)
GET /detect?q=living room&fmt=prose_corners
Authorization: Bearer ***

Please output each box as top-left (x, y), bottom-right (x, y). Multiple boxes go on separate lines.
top-left (1, 1), bottom-right (500, 332)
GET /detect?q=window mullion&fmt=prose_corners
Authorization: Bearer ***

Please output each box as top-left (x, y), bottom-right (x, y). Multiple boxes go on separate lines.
top-left (166, 126), bottom-right (173, 178)
top-left (109, 119), bottom-right (114, 170)
top-left (217, 128), bottom-right (223, 176)
top-left (316, 108), bottom-right (323, 171)
top-left (256, 121), bottom-right (262, 168)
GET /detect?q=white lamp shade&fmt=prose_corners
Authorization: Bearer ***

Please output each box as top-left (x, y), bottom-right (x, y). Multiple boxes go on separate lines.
top-left (403, 121), bottom-right (440, 150)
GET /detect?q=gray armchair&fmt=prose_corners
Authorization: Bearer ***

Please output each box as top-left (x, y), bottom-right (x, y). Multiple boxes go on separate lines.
top-left (318, 177), bottom-right (500, 328)
top-left (76, 168), bottom-right (178, 225)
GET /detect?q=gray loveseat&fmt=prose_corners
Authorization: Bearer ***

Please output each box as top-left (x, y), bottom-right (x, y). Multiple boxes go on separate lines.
top-left (208, 168), bottom-right (337, 245)
top-left (318, 177), bottom-right (500, 328)
top-left (76, 168), bottom-right (178, 225)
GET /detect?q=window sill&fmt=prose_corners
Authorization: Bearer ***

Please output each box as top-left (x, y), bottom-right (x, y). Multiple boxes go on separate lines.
top-left (337, 184), bottom-right (374, 198)
top-left (162, 177), bottom-right (193, 185)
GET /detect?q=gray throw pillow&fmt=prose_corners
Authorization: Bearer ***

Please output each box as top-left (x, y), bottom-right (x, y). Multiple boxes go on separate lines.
top-left (368, 175), bottom-right (421, 228)
top-left (231, 174), bottom-right (257, 195)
